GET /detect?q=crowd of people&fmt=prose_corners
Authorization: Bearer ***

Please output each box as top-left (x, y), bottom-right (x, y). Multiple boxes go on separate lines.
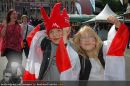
top-left (0, 2), bottom-right (130, 85)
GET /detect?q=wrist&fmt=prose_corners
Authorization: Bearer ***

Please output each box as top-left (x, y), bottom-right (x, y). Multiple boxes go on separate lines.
top-left (114, 20), bottom-right (121, 28)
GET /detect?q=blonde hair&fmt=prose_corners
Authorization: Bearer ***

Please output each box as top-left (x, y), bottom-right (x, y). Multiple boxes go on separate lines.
top-left (72, 25), bottom-right (102, 59)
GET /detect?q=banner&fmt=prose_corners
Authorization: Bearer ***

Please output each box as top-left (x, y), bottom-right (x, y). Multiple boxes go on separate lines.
top-left (120, 0), bottom-right (123, 5)
top-left (90, 0), bottom-right (95, 11)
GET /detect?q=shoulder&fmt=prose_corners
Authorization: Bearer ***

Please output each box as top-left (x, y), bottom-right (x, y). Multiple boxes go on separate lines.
top-left (28, 24), bottom-right (34, 28)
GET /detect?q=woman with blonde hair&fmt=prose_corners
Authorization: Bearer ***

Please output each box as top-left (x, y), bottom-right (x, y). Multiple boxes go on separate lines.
top-left (72, 25), bottom-right (104, 80)
top-left (72, 16), bottom-right (129, 80)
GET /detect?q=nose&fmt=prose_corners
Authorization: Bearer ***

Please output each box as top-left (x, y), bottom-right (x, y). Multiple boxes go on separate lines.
top-left (84, 39), bottom-right (90, 43)
top-left (53, 32), bottom-right (59, 37)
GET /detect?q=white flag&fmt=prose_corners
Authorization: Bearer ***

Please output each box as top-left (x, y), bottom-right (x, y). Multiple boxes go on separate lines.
top-left (90, 0), bottom-right (95, 11)
top-left (120, 0), bottom-right (123, 5)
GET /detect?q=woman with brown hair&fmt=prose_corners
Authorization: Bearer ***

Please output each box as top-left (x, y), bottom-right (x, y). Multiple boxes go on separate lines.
top-left (71, 16), bottom-right (129, 80)
top-left (0, 9), bottom-right (23, 72)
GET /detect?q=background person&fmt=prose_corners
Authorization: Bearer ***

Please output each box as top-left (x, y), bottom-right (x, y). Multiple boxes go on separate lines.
top-left (0, 9), bottom-right (23, 76)
top-left (20, 15), bottom-right (34, 58)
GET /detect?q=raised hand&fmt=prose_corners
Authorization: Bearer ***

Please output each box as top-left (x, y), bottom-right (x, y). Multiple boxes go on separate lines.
top-left (107, 16), bottom-right (121, 28)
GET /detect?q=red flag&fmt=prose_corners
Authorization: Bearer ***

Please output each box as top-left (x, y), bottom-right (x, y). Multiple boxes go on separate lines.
top-left (56, 38), bottom-right (71, 73)
top-left (23, 71), bottom-right (36, 80)
top-left (22, 30), bottom-right (45, 81)
top-left (27, 24), bottom-right (40, 47)
top-left (107, 23), bottom-right (129, 56)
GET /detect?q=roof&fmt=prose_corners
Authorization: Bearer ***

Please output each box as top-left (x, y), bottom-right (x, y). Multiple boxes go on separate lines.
top-left (69, 14), bottom-right (95, 22)
top-left (86, 4), bottom-right (118, 23)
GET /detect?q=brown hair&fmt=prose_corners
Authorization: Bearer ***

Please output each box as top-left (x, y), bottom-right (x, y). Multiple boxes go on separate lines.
top-left (72, 25), bottom-right (102, 59)
top-left (6, 9), bottom-right (18, 24)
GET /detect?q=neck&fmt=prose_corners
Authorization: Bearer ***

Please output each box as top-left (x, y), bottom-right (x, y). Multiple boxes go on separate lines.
top-left (23, 22), bottom-right (27, 25)
top-left (9, 21), bottom-right (15, 25)
top-left (86, 50), bottom-right (98, 58)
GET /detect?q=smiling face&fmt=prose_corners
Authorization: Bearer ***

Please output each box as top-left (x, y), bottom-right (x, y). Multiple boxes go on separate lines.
top-left (22, 16), bottom-right (28, 24)
top-left (49, 28), bottom-right (63, 44)
top-left (10, 11), bottom-right (17, 22)
top-left (72, 26), bottom-right (102, 58)
top-left (80, 32), bottom-right (96, 52)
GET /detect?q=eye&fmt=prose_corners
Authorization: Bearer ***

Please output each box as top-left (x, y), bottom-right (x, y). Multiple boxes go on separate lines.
top-left (49, 30), bottom-right (54, 34)
top-left (58, 29), bottom-right (61, 31)
top-left (57, 29), bottom-right (62, 33)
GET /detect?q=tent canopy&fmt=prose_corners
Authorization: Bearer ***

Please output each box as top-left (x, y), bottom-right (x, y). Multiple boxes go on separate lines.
top-left (86, 4), bottom-right (118, 23)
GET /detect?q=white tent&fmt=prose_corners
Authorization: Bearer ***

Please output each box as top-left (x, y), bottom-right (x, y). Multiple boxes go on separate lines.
top-left (87, 4), bottom-right (118, 23)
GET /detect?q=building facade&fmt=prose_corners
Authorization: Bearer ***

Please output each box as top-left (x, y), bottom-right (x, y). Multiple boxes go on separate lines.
top-left (0, 0), bottom-right (15, 22)
top-left (0, 0), bottom-right (94, 22)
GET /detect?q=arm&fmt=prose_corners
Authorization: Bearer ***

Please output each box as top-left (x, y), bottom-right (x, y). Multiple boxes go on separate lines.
top-left (103, 16), bottom-right (129, 80)
top-left (107, 16), bottom-right (121, 29)
top-left (108, 23), bottom-right (129, 56)
top-left (107, 16), bottom-right (129, 56)
top-left (0, 22), bottom-right (7, 37)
